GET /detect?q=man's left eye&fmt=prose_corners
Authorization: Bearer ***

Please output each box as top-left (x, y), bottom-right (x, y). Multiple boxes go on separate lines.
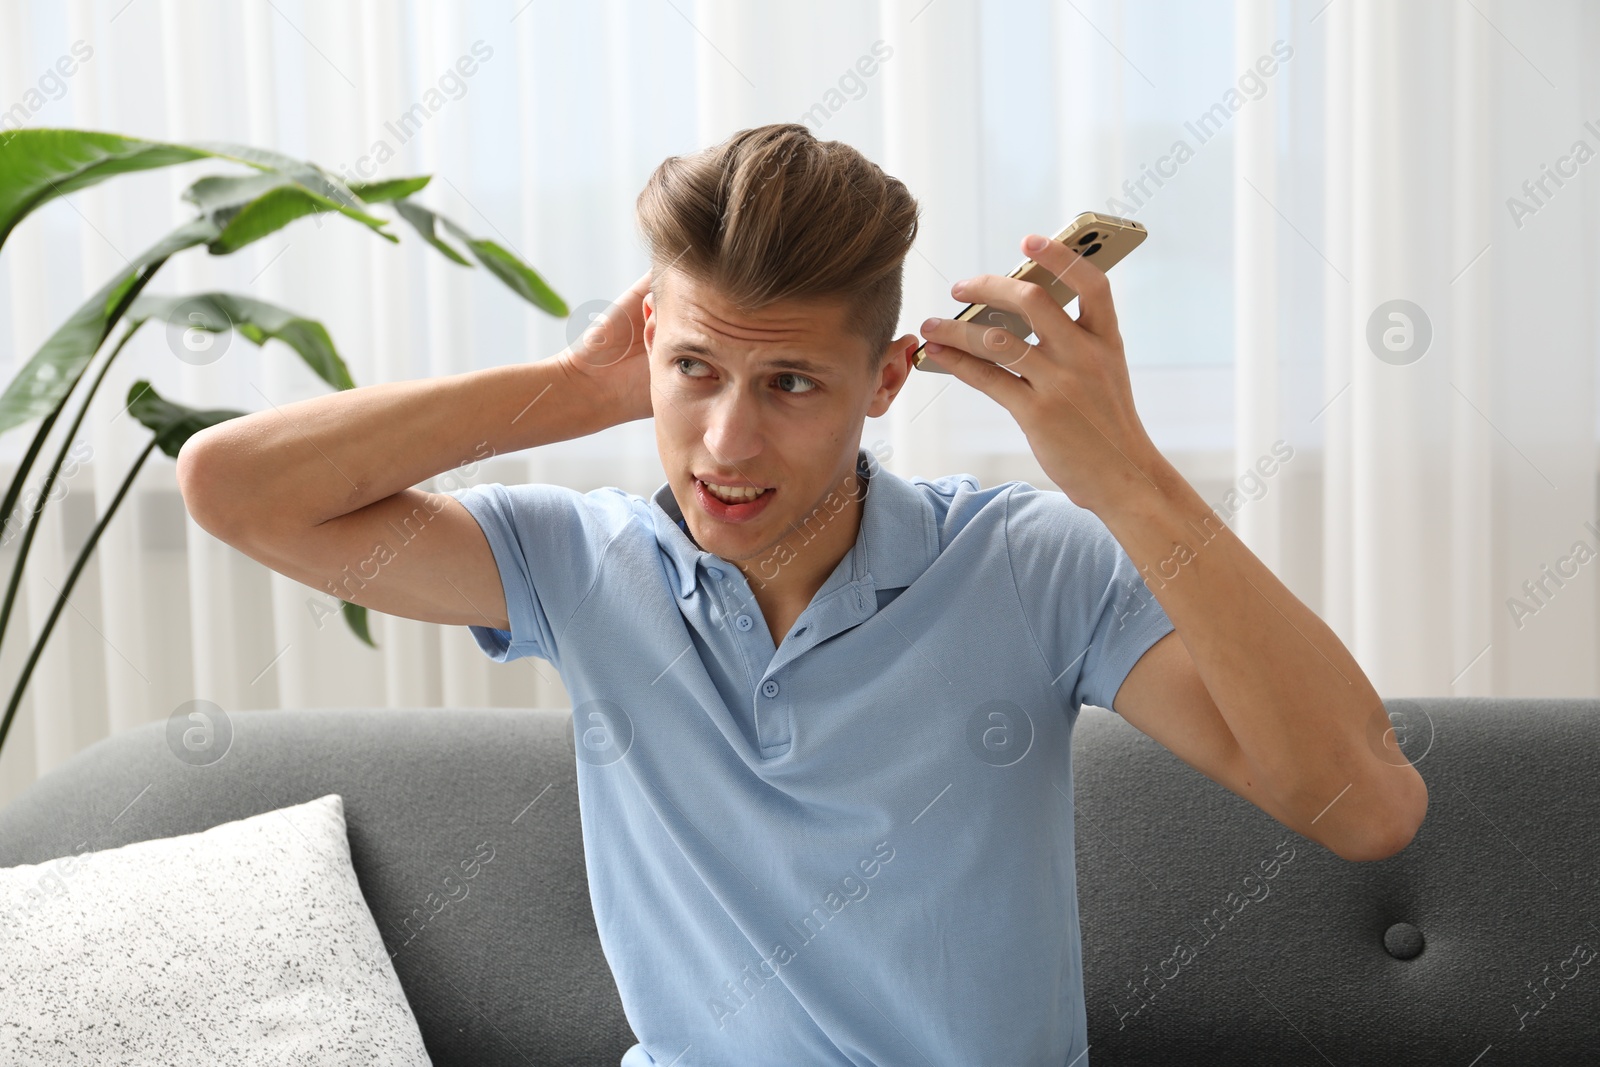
top-left (776, 373), bottom-right (816, 394)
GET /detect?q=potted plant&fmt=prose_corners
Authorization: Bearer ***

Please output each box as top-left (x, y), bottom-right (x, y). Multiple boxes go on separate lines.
top-left (0, 128), bottom-right (568, 759)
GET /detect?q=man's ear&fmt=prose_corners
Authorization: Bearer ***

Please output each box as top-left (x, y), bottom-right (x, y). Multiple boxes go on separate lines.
top-left (643, 290), bottom-right (656, 348)
top-left (867, 332), bottom-right (919, 419)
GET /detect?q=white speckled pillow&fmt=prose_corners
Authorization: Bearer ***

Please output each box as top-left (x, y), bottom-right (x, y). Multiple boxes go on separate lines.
top-left (0, 793), bottom-right (432, 1064)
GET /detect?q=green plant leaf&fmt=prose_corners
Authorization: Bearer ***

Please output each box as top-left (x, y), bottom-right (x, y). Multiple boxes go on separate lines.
top-left (349, 175), bottom-right (431, 204)
top-left (391, 199), bottom-right (568, 315)
top-left (341, 601), bottom-right (376, 648)
top-left (0, 215), bottom-right (221, 435)
top-left (0, 129), bottom-right (353, 256)
top-left (124, 379), bottom-right (247, 458)
top-left (184, 141), bottom-right (368, 201)
top-left (0, 130), bottom-right (209, 254)
top-left (182, 168), bottom-right (394, 253)
top-left (464, 237), bottom-right (569, 317)
top-left (392, 198), bottom-right (470, 265)
top-left (127, 292), bottom-right (355, 391)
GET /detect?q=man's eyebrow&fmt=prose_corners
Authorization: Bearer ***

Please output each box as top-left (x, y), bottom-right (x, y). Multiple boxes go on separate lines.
top-left (664, 340), bottom-right (833, 377)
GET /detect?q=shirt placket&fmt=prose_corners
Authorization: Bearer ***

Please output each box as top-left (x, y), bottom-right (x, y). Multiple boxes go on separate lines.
top-left (701, 561), bottom-right (785, 754)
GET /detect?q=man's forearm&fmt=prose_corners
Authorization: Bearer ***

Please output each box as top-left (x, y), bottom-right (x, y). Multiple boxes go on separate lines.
top-left (1097, 451), bottom-right (1427, 853)
top-left (916, 232), bottom-right (1426, 856)
top-left (180, 355), bottom-right (613, 531)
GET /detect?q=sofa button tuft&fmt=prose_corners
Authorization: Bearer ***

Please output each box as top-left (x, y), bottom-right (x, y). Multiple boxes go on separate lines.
top-left (1383, 922), bottom-right (1425, 960)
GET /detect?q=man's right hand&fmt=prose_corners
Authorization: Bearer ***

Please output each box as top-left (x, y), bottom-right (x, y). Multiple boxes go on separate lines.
top-left (558, 270), bottom-right (653, 425)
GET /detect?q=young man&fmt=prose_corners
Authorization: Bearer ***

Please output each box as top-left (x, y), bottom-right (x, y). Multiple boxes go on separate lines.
top-left (178, 123), bottom-right (1427, 1066)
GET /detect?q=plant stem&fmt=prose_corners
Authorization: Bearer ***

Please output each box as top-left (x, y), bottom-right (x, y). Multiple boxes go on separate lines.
top-left (0, 320), bottom-right (142, 662)
top-left (0, 438), bottom-right (158, 756)
top-left (0, 413), bottom-right (61, 624)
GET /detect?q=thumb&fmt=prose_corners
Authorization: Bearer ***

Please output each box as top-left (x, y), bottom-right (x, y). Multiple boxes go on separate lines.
top-left (625, 269), bottom-right (652, 299)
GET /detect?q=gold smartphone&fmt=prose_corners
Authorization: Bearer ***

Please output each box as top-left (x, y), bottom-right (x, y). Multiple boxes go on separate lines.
top-left (913, 211), bottom-right (1148, 373)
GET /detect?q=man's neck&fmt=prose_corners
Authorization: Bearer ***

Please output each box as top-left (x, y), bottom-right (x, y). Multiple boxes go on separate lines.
top-left (736, 466), bottom-right (868, 620)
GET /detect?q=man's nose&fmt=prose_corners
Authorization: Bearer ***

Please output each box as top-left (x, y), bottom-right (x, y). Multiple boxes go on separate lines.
top-left (703, 388), bottom-right (763, 462)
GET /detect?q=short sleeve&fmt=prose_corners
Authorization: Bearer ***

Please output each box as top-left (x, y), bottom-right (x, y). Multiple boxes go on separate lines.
top-left (1003, 482), bottom-right (1175, 713)
top-left (442, 482), bottom-right (635, 666)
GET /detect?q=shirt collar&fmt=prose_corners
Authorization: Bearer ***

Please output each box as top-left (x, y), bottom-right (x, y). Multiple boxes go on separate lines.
top-left (649, 446), bottom-right (940, 601)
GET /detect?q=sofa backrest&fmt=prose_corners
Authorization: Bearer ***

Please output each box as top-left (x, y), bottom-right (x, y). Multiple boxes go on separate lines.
top-left (2, 698), bottom-right (1596, 1064)
top-left (0, 707), bottom-right (633, 1067)
top-left (1071, 696), bottom-right (1600, 1064)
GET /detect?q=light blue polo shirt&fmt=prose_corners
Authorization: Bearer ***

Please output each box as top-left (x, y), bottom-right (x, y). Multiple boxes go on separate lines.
top-left (444, 445), bottom-right (1173, 1067)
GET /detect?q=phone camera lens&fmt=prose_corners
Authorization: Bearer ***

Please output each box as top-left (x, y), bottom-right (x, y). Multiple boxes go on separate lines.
top-left (1077, 231), bottom-right (1099, 245)
top-left (1083, 242), bottom-right (1103, 256)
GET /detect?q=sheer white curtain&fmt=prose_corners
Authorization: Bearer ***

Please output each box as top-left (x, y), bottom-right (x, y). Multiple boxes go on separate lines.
top-left (0, 0), bottom-right (1595, 802)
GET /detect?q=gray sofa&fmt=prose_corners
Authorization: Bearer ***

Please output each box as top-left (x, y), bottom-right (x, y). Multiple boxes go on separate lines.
top-left (1, 698), bottom-right (1596, 1064)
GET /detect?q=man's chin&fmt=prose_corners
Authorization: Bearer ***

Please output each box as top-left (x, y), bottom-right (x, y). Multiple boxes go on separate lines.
top-left (684, 512), bottom-right (776, 562)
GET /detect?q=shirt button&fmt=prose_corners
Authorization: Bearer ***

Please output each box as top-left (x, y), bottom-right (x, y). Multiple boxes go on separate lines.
top-left (707, 566), bottom-right (724, 579)
top-left (762, 679), bottom-right (780, 698)
top-left (735, 614), bottom-right (754, 631)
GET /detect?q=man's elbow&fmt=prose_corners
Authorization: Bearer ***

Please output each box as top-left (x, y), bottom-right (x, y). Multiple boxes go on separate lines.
top-left (176, 431), bottom-right (243, 539)
top-left (1331, 772), bottom-right (1430, 863)
top-left (1334, 821), bottom-right (1416, 863)
top-left (176, 437), bottom-right (214, 523)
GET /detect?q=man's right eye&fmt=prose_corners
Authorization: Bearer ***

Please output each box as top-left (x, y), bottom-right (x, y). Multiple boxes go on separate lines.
top-left (674, 357), bottom-right (710, 376)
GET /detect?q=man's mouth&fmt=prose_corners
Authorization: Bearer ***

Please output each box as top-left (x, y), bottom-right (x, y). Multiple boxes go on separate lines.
top-left (692, 476), bottom-right (777, 522)
top-left (699, 479), bottom-right (772, 505)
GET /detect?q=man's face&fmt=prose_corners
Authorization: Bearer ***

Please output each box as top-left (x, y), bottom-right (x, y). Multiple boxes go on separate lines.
top-left (643, 269), bottom-right (914, 568)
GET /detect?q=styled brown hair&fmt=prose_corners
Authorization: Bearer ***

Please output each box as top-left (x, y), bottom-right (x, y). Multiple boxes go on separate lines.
top-left (635, 123), bottom-right (920, 368)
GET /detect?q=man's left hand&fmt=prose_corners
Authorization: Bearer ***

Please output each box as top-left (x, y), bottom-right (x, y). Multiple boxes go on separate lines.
top-left (918, 233), bottom-right (1162, 518)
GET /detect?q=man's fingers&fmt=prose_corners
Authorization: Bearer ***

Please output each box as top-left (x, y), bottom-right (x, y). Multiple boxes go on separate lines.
top-left (1021, 234), bottom-right (1119, 337)
top-left (950, 273), bottom-right (1077, 351)
top-left (622, 270), bottom-right (653, 309)
top-left (919, 342), bottom-right (1031, 411)
top-left (920, 316), bottom-right (1037, 373)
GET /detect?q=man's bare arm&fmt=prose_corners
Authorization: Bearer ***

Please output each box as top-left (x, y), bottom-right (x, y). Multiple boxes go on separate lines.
top-left (175, 358), bottom-right (613, 630)
top-left (175, 271), bottom-right (656, 631)
top-left (918, 237), bottom-right (1427, 862)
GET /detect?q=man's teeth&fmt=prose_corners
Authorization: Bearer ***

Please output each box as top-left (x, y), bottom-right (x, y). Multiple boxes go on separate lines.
top-left (703, 481), bottom-right (767, 504)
